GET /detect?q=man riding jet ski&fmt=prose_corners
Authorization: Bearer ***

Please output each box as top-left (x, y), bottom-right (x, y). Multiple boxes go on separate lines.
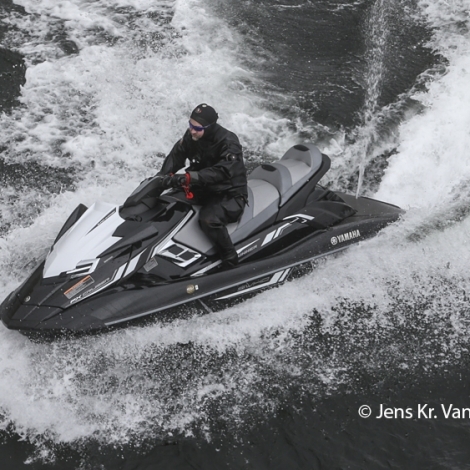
top-left (158, 103), bottom-right (247, 268)
top-left (0, 143), bottom-right (404, 338)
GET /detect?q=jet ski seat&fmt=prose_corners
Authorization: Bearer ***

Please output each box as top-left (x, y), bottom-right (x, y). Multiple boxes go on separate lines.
top-left (248, 144), bottom-right (323, 206)
top-left (174, 144), bottom-right (324, 253)
top-left (228, 143), bottom-right (323, 244)
top-left (227, 178), bottom-right (280, 244)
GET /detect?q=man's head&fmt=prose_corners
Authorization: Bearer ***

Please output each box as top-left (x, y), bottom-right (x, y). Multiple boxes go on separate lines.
top-left (189, 103), bottom-right (218, 140)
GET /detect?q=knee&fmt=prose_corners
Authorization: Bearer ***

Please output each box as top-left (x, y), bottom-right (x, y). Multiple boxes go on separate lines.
top-left (199, 212), bottom-right (222, 231)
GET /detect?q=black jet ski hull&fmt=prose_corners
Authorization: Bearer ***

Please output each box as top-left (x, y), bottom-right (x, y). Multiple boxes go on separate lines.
top-left (1, 210), bottom-right (399, 337)
top-left (0, 143), bottom-right (404, 339)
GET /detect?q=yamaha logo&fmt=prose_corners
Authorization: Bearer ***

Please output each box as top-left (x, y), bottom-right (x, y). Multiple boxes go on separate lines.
top-left (331, 229), bottom-right (361, 245)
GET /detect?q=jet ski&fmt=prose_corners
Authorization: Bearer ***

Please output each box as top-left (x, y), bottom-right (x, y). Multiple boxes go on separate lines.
top-left (1, 143), bottom-right (404, 338)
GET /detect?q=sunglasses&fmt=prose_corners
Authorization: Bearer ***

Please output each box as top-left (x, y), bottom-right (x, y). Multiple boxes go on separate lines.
top-left (188, 120), bottom-right (212, 132)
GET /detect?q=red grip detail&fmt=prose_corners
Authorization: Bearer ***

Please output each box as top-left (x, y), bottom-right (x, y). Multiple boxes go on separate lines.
top-left (183, 172), bottom-right (193, 199)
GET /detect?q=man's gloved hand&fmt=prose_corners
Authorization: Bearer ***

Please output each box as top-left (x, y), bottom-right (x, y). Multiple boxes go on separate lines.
top-left (186, 171), bottom-right (200, 185)
top-left (161, 174), bottom-right (187, 189)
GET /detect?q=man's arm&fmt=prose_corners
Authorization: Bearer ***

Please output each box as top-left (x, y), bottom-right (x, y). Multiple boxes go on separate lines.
top-left (157, 131), bottom-right (191, 175)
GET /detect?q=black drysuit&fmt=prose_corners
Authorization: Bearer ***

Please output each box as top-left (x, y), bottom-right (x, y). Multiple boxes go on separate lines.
top-left (158, 123), bottom-right (247, 262)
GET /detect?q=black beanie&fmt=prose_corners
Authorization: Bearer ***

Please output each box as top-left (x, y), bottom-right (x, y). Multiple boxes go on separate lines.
top-left (190, 103), bottom-right (218, 127)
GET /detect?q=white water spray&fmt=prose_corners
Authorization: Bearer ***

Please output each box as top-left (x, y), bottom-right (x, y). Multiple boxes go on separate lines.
top-left (0, 0), bottom-right (470, 458)
top-left (355, 0), bottom-right (391, 196)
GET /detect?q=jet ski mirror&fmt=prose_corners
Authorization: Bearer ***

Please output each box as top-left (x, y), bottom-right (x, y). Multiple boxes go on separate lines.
top-left (123, 176), bottom-right (165, 208)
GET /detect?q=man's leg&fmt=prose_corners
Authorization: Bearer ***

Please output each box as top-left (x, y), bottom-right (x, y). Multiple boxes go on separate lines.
top-left (199, 196), bottom-right (244, 266)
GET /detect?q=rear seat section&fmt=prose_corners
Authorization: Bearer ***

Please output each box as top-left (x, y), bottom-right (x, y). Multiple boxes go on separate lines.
top-left (228, 144), bottom-right (323, 242)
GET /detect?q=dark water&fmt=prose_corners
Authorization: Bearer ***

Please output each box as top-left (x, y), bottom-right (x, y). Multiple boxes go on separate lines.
top-left (213, 0), bottom-right (438, 129)
top-left (0, 1), bottom-right (25, 111)
top-left (1, 0), bottom-right (470, 468)
top-left (3, 365), bottom-right (470, 469)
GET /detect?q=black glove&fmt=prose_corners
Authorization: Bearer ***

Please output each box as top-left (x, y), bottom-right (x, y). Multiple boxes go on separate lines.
top-left (161, 174), bottom-right (186, 189)
top-left (186, 171), bottom-right (200, 185)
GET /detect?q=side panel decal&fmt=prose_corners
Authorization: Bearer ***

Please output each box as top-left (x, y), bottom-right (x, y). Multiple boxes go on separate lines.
top-left (214, 268), bottom-right (291, 301)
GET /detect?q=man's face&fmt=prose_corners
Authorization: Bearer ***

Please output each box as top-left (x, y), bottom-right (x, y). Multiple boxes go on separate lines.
top-left (189, 118), bottom-right (205, 141)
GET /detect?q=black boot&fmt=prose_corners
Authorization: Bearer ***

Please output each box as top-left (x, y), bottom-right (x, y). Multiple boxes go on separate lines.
top-left (221, 250), bottom-right (238, 268)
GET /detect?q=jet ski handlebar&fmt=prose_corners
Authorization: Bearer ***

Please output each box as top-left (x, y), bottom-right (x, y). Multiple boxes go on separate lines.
top-left (123, 176), bottom-right (166, 208)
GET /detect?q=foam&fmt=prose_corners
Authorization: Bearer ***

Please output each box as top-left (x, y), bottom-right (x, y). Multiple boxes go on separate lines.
top-left (1, 0), bottom-right (470, 453)
top-left (0, 0), bottom-right (316, 448)
top-left (2, 0), bottom-right (306, 177)
top-left (375, 0), bottom-right (470, 208)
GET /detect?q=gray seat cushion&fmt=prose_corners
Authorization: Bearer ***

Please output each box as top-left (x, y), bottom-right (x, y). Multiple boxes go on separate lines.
top-left (174, 144), bottom-right (323, 254)
top-left (248, 143), bottom-right (323, 205)
top-left (174, 179), bottom-right (280, 254)
top-left (228, 179), bottom-right (279, 244)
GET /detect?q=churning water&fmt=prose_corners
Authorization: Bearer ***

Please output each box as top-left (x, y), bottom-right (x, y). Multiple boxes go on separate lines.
top-left (1, 0), bottom-right (470, 468)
